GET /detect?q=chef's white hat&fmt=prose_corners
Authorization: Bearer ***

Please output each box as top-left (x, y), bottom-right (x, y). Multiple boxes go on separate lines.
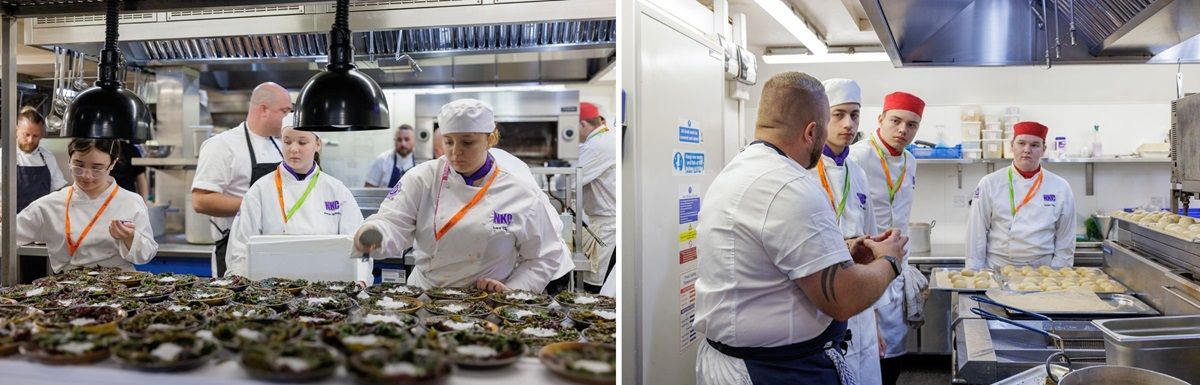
top-left (822, 78), bottom-right (861, 107)
top-left (281, 112), bottom-right (319, 139)
top-left (438, 99), bottom-right (495, 134)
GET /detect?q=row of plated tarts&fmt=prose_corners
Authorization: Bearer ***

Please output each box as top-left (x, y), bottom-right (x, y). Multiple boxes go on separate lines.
top-left (0, 267), bottom-right (616, 384)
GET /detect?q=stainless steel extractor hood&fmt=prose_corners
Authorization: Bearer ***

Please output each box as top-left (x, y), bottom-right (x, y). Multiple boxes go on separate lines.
top-left (860, 0), bottom-right (1200, 66)
top-left (24, 0), bottom-right (616, 89)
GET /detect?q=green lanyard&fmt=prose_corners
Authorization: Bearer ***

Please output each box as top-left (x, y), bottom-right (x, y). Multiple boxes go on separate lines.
top-left (816, 158), bottom-right (851, 222)
top-left (1007, 167), bottom-right (1044, 216)
top-left (275, 167), bottom-right (322, 224)
top-left (868, 136), bottom-right (907, 203)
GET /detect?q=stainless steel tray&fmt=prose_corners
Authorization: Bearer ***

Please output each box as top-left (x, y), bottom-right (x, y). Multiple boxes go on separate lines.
top-left (1003, 294), bottom-right (1160, 317)
top-left (1116, 217), bottom-right (1200, 243)
top-left (929, 267), bottom-right (1000, 292)
top-left (991, 364), bottom-right (1069, 385)
top-left (1116, 217), bottom-right (1200, 273)
top-left (996, 267), bottom-right (1132, 295)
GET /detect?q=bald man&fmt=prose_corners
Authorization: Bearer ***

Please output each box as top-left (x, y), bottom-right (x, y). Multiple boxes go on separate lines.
top-left (694, 72), bottom-right (907, 385)
top-left (192, 82), bottom-right (292, 277)
top-left (2, 107), bottom-right (68, 213)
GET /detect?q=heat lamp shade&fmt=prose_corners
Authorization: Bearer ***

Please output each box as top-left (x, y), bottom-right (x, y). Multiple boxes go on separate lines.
top-left (64, 85), bottom-right (151, 140)
top-left (293, 66), bottom-right (390, 132)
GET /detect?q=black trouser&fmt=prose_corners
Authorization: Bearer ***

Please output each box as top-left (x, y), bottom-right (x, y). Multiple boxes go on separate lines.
top-left (880, 355), bottom-right (904, 385)
top-left (583, 248), bottom-right (617, 293)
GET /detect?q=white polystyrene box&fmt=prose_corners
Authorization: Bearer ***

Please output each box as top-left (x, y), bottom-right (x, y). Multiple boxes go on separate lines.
top-left (246, 235), bottom-right (373, 283)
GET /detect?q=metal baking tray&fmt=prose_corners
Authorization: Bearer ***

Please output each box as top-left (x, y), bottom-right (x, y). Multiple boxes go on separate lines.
top-left (1002, 294), bottom-right (1159, 318)
top-left (1116, 216), bottom-right (1200, 243)
top-left (929, 267), bottom-right (1000, 292)
top-left (997, 267), bottom-right (1131, 295)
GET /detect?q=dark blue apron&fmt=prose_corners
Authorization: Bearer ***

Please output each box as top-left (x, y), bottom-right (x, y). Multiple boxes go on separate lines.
top-left (212, 126), bottom-right (281, 277)
top-left (707, 320), bottom-right (854, 385)
top-left (16, 151), bottom-right (52, 213)
top-left (386, 153), bottom-right (410, 188)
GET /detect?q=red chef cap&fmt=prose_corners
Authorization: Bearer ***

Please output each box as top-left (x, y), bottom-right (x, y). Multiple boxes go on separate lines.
top-left (1013, 121), bottom-right (1048, 140)
top-left (883, 92), bottom-right (925, 117)
top-left (580, 102), bottom-right (601, 120)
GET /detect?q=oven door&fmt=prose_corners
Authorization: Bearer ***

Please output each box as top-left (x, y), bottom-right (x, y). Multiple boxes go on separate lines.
top-left (495, 119), bottom-right (562, 164)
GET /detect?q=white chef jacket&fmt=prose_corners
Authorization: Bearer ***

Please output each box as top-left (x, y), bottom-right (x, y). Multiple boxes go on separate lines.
top-left (490, 148), bottom-right (575, 280)
top-left (966, 166), bottom-right (1076, 270)
top-left (694, 143), bottom-right (853, 349)
top-left (0, 146), bottom-right (69, 190)
top-left (362, 156), bottom-right (563, 292)
top-left (579, 126), bottom-right (616, 217)
top-left (365, 150), bottom-right (417, 187)
top-left (225, 165), bottom-right (364, 277)
top-left (815, 150), bottom-right (882, 385)
top-left (191, 122), bottom-right (284, 238)
top-left (577, 127), bottom-right (616, 286)
top-left (848, 130), bottom-right (916, 359)
top-left (15, 179), bottom-right (157, 273)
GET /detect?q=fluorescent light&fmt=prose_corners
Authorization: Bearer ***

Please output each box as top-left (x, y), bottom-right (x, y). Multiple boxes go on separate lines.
top-left (411, 84), bottom-right (568, 94)
top-left (762, 52), bottom-right (891, 64)
top-left (754, 0), bottom-right (828, 55)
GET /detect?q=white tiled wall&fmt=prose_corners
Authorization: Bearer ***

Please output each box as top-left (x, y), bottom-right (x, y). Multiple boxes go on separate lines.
top-left (742, 61), bottom-right (1200, 245)
top-left (912, 162), bottom-right (1174, 245)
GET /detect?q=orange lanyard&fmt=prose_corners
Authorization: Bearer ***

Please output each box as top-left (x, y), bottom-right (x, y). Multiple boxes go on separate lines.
top-left (868, 135), bottom-right (907, 203)
top-left (1008, 167), bottom-right (1045, 216)
top-left (64, 185), bottom-right (120, 256)
top-left (274, 167), bottom-right (321, 227)
top-left (815, 158), bottom-right (850, 222)
top-left (433, 164), bottom-right (502, 241)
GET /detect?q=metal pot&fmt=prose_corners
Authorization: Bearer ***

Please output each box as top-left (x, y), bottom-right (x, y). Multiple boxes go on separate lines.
top-left (1058, 365), bottom-right (1188, 385)
top-left (1046, 352), bottom-right (1189, 385)
top-left (908, 220), bottom-right (935, 253)
top-left (184, 193), bottom-right (216, 245)
top-left (147, 202), bottom-right (168, 238)
top-left (135, 144), bottom-right (173, 158)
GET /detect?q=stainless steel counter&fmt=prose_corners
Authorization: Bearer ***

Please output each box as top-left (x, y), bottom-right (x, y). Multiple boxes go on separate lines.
top-left (906, 243), bottom-right (1106, 355)
top-left (16, 234), bottom-right (595, 272)
top-left (17, 233), bottom-right (213, 258)
top-left (907, 243), bottom-right (1105, 265)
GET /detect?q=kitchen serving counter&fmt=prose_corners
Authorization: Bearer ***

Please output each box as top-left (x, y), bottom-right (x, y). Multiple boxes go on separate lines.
top-left (16, 234), bottom-right (212, 259)
top-left (16, 234), bottom-right (595, 273)
top-left (906, 242), bottom-right (1106, 355)
top-left (0, 355), bottom-right (579, 385)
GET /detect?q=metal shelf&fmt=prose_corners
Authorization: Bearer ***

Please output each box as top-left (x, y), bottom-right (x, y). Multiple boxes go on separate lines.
top-left (916, 157), bottom-right (1171, 195)
top-left (1, 1), bottom-right (308, 17)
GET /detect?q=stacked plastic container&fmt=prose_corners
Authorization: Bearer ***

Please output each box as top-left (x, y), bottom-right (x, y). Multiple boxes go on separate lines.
top-left (961, 106), bottom-right (983, 159)
top-left (982, 119), bottom-right (1003, 159)
top-left (1001, 107), bottom-right (1020, 158)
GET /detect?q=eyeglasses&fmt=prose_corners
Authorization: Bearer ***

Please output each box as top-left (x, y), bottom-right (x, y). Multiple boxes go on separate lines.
top-left (70, 165), bottom-right (109, 178)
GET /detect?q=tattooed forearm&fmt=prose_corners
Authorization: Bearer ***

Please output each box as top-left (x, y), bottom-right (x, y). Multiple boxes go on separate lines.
top-left (820, 261), bottom-right (854, 303)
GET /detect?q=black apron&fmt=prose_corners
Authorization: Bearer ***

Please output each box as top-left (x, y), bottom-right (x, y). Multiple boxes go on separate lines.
top-left (16, 151), bottom-right (53, 213)
top-left (386, 154), bottom-right (411, 188)
top-left (212, 126), bottom-right (281, 277)
top-left (707, 320), bottom-right (854, 385)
